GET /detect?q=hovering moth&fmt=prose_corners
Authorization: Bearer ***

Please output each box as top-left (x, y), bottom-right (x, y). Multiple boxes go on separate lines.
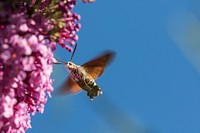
top-left (54, 44), bottom-right (115, 100)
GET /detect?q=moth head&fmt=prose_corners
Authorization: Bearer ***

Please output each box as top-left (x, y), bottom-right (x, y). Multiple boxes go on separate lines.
top-left (65, 62), bottom-right (77, 72)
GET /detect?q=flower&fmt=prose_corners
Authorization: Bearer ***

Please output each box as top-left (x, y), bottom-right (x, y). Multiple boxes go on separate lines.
top-left (1, 96), bottom-right (17, 118)
top-left (0, 0), bottom-right (95, 132)
top-left (44, 0), bottom-right (81, 51)
top-left (0, 2), bottom-right (54, 132)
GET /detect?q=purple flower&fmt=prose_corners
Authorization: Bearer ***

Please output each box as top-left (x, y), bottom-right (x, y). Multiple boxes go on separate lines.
top-left (0, 2), bottom-right (54, 132)
top-left (0, 0), bottom-right (94, 132)
top-left (1, 96), bottom-right (17, 118)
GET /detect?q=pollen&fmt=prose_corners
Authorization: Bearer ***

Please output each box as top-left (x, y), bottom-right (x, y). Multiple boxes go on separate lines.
top-left (12, 54), bottom-right (17, 58)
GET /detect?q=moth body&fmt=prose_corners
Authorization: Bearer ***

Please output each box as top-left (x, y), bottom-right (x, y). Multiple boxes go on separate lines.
top-left (65, 62), bottom-right (102, 100)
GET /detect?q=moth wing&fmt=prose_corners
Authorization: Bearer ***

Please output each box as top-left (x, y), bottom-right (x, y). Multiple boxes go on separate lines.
top-left (58, 77), bottom-right (82, 95)
top-left (82, 51), bottom-right (115, 79)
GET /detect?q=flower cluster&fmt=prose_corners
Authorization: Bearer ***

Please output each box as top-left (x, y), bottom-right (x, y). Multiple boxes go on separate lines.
top-left (0, 0), bottom-right (93, 132)
top-left (0, 11), bottom-right (54, 132)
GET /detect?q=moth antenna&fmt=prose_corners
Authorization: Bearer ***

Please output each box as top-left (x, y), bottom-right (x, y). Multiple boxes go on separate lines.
top-left (53, 57), bottom-right (67, 64)
top-left (70, 43), bottom-right (77, 61)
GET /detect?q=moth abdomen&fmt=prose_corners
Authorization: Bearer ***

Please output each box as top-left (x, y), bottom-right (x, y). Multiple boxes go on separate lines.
top-left (87, 85), bottom-right (102, 100)
top-left (82, 76), bottom-right (102, 100)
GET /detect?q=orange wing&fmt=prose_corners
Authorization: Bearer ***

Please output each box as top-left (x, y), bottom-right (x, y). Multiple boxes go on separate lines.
top-left (58, 77), bottom-right (82, 95)
top-left (82, 51), bottom-right (115, 79)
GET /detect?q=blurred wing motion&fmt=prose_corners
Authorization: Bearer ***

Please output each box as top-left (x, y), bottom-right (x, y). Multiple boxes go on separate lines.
top-left (59, 51), bottom-right (115, 95)
top-left (63, 77), bottom-right (81, 94)
top-left (82, 51), bottom-right (115, 79)
top-left (55, 77), bottom-right (81, 96)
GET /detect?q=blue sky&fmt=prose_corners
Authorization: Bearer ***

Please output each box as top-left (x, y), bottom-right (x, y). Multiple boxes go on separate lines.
top-left (28, 0), bottom-right (200, 133)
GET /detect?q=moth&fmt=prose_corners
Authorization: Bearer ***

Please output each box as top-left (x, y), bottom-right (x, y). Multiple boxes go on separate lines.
top-left (54, 44), bottom-right (115, 100)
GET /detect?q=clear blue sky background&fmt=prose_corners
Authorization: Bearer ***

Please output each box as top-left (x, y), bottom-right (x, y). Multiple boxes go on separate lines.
top-left (28, 0), bottom-right (200, 133)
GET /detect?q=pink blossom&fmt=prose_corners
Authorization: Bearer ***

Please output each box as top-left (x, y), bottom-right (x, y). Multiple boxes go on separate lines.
top-left (1, 96), bottom-right (17, 118)
top-left (0, 2), bottom-right (54, 132)
top-left (0, 0), bottom-right (93, 132)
